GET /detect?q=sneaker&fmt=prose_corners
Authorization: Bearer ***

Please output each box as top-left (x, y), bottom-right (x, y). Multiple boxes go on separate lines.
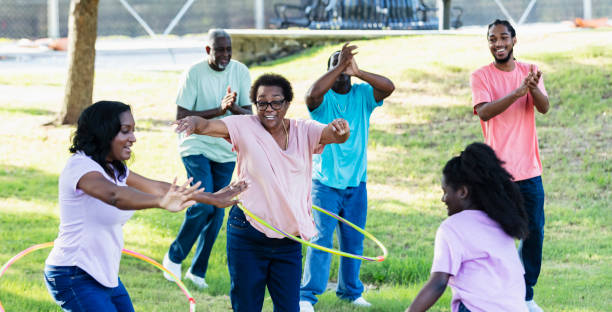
top-left (526, 300), bottom-right (544, 312)
top-left (352, 297), bottom-right (371, 307)
top-left (185, 269), bottom-right (208, 289)
top-left (299, 301), bottom-right (315, 312)
top-left (162, 253), bottom-right (181, 282)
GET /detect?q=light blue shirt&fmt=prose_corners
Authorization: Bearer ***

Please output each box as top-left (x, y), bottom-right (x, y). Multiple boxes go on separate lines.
top-left (310, 83), bottom-right (382, 189)
top-left (176, 59), bottom-right (251, 162)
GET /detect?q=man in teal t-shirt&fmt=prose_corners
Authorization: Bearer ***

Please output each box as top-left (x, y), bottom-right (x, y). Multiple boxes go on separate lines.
top-left (163, 29), bottom-right (251, 289)
top-left (299, 43), bottom-right (395, 311)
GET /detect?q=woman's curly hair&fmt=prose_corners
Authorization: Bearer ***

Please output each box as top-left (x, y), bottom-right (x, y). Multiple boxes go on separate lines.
top-left (250, 73), bottom-right (293, 104)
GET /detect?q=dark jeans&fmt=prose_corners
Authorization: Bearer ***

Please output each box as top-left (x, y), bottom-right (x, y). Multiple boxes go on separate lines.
top-left (44, 265), bottom-right (134, 312)
top-left (226, 206), bottom-right (302, 312)
top-left (167, 154), bottom-right (235, 278)
top-left (458, 301), bottom-right (471, 312)
top-left (516, 175), bottom-right (545, 301)
top-left (300, 180), bottom-right (367, 304)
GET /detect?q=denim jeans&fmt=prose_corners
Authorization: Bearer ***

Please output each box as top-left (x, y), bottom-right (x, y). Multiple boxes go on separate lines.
top-left (458, 301), bottom-right (471, 312)
top-left (516, 175), bottom-right (545, 301)
top-left (44, 265), bottom-right (134, 312)
top-left (300, 180), bottom-right (367, 305)
top-left (167, 154), bottom-right (235, 278)
top-left (226, 206), bottom-right (302, 312)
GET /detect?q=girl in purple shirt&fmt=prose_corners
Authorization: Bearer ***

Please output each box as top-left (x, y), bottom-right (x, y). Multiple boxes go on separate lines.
top-left (407, 142), bottom-right (529, 312)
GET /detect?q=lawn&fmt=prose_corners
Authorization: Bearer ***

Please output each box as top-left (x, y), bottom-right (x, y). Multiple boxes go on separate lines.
top-left (0, 29), bottom-right (610, 311)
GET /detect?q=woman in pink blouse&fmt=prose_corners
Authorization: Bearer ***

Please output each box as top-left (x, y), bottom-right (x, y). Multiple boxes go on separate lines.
top-left (174, 73), bottom-right (350, 312)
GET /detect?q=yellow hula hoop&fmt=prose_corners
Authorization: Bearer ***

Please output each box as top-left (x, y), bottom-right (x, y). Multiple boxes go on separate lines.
top-left (237, 203), bottom-right (388, 262)
top-left (0, 242), bottom-right (195, 312)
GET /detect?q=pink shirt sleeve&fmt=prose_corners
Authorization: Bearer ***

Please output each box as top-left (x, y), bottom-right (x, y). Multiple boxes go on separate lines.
top-left (304, 119), bottom-right (326, 154)
top-left (431, 223), bottom-right (463, 276)
top-left (470, 71), bottom-right (492, 114)
top-left (221, 115), bottom-right (244, 153)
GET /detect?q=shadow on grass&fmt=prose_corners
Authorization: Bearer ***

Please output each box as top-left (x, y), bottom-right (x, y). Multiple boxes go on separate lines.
top-left (0, 288), bottom-right (59, 312)
top-left (135, 117), bottom-right (175, 132)
top-left (0, 165), bottom-right (58, 203)
top-left (0, 210), bottom-right (59, 254)
top-left (0, 106), bottom-right (55, 116)
top-left (254, 44), bottom-right (330, 68)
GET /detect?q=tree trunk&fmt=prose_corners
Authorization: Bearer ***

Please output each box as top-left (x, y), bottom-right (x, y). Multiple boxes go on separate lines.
top-left (59, 0), bottom-right (99, 125)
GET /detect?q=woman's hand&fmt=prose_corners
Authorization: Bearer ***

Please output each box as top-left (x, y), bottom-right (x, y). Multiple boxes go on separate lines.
top-left (174, 116), bottom-right (204, 136)
top-left (208, 180), bottom-right (248, 208)
top-left (159, 177), bottom-right (204, 212)
top-left (320, 118), bottom-right (350, 145)
top-left (329, 118), bottom-right (349, 136)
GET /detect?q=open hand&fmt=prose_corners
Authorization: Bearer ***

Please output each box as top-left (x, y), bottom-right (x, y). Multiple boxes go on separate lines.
top-left (210, 180), bottom-right (248, 208)
top-left (173, 116), bottom-right (201, 136)
top-left (160, 177), bottom-right (204, 212)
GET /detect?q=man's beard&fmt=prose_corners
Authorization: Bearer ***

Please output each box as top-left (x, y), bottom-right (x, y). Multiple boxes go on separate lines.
top-left (494, 48), bottom-right (514, 64)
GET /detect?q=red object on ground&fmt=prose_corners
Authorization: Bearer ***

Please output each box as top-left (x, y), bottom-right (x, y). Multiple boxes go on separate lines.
top-left (574, 17), bottom-right (609, 28)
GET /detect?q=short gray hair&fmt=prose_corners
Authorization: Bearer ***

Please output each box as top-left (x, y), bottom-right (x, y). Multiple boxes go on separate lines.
top-left (207, 29), bottom-right (230, 45)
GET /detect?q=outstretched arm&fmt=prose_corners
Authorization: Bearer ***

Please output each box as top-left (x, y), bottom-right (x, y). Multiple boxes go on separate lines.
top-left (127, 172), bottom-right (247, 208)
top-left (406, 272), bottom-right (450, 312)
top-left (177, 105), bottom-right (226, 120)
top-left (78, 173), bottom-right (201, 212)
top-left (319, 118), bottom-right (350, 145)
top-left (174, 116), bottom-right (230, 139)
top-left (305, 43), bottom-right (357, 111)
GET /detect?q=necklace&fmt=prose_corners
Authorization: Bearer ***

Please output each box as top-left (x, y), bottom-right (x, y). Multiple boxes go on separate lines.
top-left (336, 100), bottom-right (347, 113)
top-left (281, 119), bottom-right (289, 150)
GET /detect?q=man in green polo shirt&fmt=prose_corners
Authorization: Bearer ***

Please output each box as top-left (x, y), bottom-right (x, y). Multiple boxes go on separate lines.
top-left (162, 29), bottom-right (252, 289)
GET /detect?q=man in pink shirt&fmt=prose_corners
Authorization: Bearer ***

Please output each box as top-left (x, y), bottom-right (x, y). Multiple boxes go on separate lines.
top-left (470, 19), bottom-right (550, 312)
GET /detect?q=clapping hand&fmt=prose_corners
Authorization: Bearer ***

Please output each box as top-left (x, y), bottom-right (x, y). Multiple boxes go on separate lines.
top-left (344, 58), bottom-right (360, 77)
top-left (160, 177), bottom-right (204, 212)
top-left (338, 42), bottom-right (358, 72)
top-left (516, 65), bottom-right (542, 97)
top-left (526, 65), bottom-right (542, 91)
top-left (221, 86), bottom-right (238, 113)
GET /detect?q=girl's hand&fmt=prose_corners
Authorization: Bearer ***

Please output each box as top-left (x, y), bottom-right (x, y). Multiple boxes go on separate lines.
top-left (160, 177), bottom-right (204, 212)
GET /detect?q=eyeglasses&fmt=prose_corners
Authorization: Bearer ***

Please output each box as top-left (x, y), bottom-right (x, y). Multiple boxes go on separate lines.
top-left (255, 99), bottom-right (285, 111)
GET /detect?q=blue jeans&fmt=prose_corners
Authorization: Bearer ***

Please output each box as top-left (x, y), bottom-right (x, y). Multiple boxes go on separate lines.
top-left (226, 206), bottom-right (302, 312)
top-left (458, 301), bottom-right (471, 312)
top-left (44, 265), bottom-right (134, 312)
top-left (167, 154), bottom-right (235, 277)
top-left (516, 175), bottom-right (545, 301)
top-left (300, 180), bottom-right (367, 304)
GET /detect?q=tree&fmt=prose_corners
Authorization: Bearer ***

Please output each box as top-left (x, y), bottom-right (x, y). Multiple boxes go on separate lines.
top-left (58, 0), bottom-right (100, 125)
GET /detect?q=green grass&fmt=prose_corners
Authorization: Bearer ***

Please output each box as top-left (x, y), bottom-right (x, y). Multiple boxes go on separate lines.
top-left (1, 30), bottom-right (611, 311)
